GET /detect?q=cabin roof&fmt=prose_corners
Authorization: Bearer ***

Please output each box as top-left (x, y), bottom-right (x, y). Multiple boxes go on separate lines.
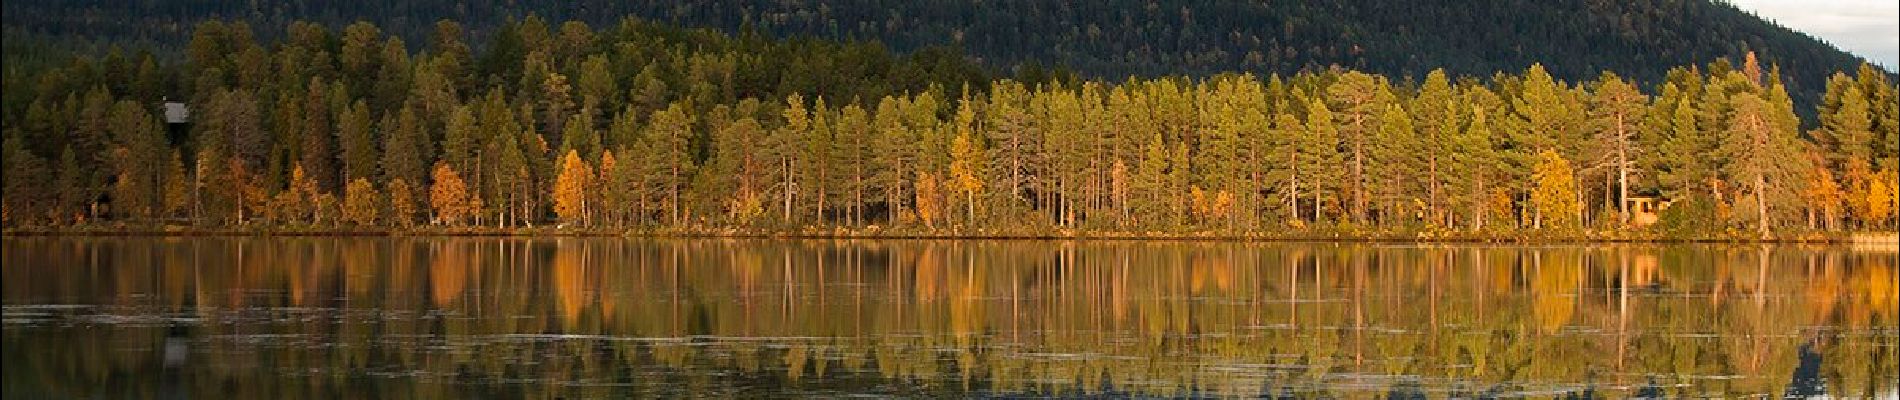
top-left (163, 102), bottom-right (189, 124)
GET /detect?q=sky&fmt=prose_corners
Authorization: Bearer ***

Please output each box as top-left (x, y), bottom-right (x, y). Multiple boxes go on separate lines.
top-left (1727, 0), bottom-right (1898, 70)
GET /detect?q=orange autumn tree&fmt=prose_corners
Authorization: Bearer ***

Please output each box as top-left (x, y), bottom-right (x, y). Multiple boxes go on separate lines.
top-left (948, 130), bottom-right (984, 225)
top-left (596, 151), bottom-right (618, 224)
top-left (343, 178), bottom-right (381, 226)
top-left (552, 150), bottom-right (593, 225)
top-left (1799, 155), bottom-right (1845, 230)
top-left (914, 171), bottom-right (943, 229)
top-left (386, 179), bottom-right (419, 228)
top-left (429, 162), bottom-right (477, 225)
top-left (1868, 167), bottom-right (1899, 228)
top-left (279, 164), bottom-right (319, 224)
top-left (1529, 150), bottom-right (1581, 230)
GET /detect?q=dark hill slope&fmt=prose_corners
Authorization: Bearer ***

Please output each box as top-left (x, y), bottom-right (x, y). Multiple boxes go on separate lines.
top-left (4, 0), bottom-right (1885, 105)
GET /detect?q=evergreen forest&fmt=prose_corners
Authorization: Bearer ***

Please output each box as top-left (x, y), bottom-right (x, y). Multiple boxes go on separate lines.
top-left (1, 17), bottom-right (1895, 239)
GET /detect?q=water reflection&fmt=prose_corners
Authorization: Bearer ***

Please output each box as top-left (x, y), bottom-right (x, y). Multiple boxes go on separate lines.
top-left (2, 238), bottom-right (1895, 398)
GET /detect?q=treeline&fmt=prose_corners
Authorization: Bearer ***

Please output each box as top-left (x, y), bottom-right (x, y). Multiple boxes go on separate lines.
top-left (5, 0), bottom-right (1882, 113)
top-left (1, 18), bottom-right (1895, 237)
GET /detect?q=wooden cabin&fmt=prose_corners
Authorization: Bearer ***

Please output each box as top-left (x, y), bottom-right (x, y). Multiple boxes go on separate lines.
top-left (1625, 195), bottom-right (1671, 227)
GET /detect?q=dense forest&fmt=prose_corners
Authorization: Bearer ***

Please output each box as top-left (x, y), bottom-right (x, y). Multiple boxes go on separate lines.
top-left (0, 17), bottom-right (1895, 238)
top-left (3, 0), bottom-right (1887, 112)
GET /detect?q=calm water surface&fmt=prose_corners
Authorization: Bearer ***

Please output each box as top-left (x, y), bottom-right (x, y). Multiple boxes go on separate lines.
top-left (2, 238), bottom-right (1895, 398)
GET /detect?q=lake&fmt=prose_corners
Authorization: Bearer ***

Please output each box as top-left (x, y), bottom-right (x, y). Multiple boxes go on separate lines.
top-left (2, 237), bottom-right (1894, 398)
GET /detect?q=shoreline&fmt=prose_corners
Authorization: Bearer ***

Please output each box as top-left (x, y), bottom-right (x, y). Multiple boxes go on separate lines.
top-left (5, 226), bottom-right (1892, 245)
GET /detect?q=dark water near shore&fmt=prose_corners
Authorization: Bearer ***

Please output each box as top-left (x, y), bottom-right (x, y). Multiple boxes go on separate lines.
top-left (3, 237), bottom-right (1895, 398)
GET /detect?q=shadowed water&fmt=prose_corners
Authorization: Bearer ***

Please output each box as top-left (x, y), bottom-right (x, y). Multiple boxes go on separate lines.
top-left (3, 237), bottom-right (1895, 398)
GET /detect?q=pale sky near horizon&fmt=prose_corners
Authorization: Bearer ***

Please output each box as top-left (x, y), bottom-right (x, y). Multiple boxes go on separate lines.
top-left (1726, 0), bottom-right (1898, 70)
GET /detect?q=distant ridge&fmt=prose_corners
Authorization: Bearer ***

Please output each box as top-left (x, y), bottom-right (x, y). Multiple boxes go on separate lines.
top-left (3, 0), bottom-right (1889, 108)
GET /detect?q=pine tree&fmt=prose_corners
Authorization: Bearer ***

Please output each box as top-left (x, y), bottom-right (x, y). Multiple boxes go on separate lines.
top-left (1039, 85), bottom-right (1094, 227)
top-left (1514, 64), bottom-right (1586, 157)
top-left (1131, 133), bottom-right (1173, 228)
top-left (481, 93), bottom-right (531, 227)
top-left (624, 133), bottom-right (660, 219)
top-left (558, 107), bottom-right (601, 162)
top-left (1448, 99), bottom-right (1502, 230)
top-left (1, 135), bottom-right (49, 225)
top-left (1325, 71), bottom-right (1393, 223)
top-left (108, 100), bottom-right (166, 219)
top-left (55, 147), bottom-right (85, 222)
top-left (1167, 140), bottom-right (1192, 228)
top-left (576, 55), bottom-right (618, 113)
top-left (1588, 72), bottom-right (1648, 224)
top-left (1194, 78), bottom-right (1250, 228)
top-left (1820, 74), bottom-right (1873, 167)
top-left (1411, 70), bottom-right (1458, 225)
top-left (542, 72), bottom-right (575, 147)
top-left (772, 94), bottom-right (811, 223)
top-left (708, 114), bottom-right (767, 225)
top-left (301, 78), bottom-right (340, 192)
top-left (986, 81), bottom-right (1037, 214)
top-left (1264, 109), bottom-right (1307, 224)
top-left (1719, 89), bottom-right (1798, 236)
top-left (1301, 96), bottom-right (1345, 224)
top-left (1371, 103), bottom-right (1419, 225)
top-left (336, 100), bottom-right (378, 184)
top-left (831, 104), bottom-right (872, 226)
top-left (71, 88), bottom-right (114, 200)
top-left (373, 37), bottom-right (412, 112)
top-left (647, 101), bottom-right (697, 226)
top-left (381, 102), bottom-right (432, 187)
top-left (805, 97), bottom-right (834, 223)
top-left (339, 21), bottom-right (382, 88)
top-left (441, 105), bottom-right (479, 182)
top-left (628, 64), bottom-right (669, 119)
top-left (1653, 82), bottom-right (1713, 200)
top-left (871, 96), bottom-right (916, 225)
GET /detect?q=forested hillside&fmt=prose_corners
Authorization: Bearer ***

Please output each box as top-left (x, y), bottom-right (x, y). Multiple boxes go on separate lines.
top-left (3, 0), bottom-right (1887, 112)
top-left (2, 17), bottom-right (1894, 238)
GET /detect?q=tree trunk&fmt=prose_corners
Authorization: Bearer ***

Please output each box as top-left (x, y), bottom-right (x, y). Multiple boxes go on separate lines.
top-left (783, 159), bottom-right (794, 223)
top-left (854, 168), bottom-right (864, 226)
top-left (1351, 123), bottom-right (1365, 223)
top-left (1473, 178), bottom-right (1486, 231)
top-left (1290, 158), bottom-right (1301, 223)
top-left (966, 190), bottom-right (975, 227)
top-left (816, 169), bottom-right (826, 224)
top-left (1754, 174), bottom-right (1769, 238)
top-left (1313, 185), bottom-right (1322, 225)
top-left (1428, 155), bottom-right (1440, 226)
top-left (1616, 115), bottom-right (1629, 224)
top-left (670, 165), bottom-right (681, 226)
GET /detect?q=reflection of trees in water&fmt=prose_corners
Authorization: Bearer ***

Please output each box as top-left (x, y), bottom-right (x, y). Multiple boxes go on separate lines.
top-left (2, 238), bottom-right (1896, 398)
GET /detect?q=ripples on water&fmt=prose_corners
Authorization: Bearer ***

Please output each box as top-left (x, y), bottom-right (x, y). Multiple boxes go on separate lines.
top-left (2, 238), bottom-right (1895, 398)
